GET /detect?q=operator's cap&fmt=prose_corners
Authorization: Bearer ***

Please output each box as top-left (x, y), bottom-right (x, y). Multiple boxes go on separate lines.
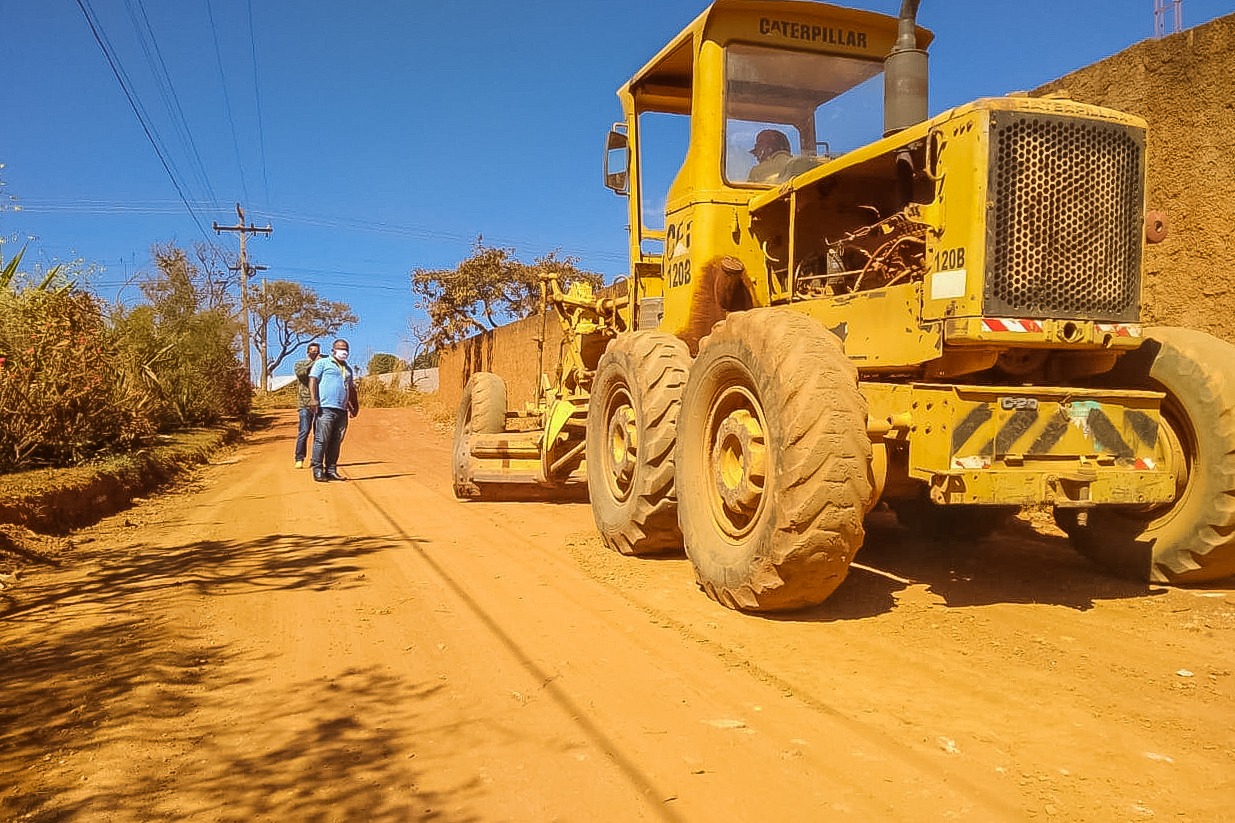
top-left (750, 129), bottom-right (791, 155)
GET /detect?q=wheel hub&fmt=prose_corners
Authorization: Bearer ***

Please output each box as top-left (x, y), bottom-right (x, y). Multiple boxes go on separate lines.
top-left (607, 403), bottom-right (638, 496)
top-left (710, 408), bottom-right (766, 528)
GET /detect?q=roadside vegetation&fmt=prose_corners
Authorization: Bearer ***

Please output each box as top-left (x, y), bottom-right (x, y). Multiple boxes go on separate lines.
top-left (410, 237), bottom-right (603, 350)
top-left (0, 227), bottom-right (356, 478)
top-left (0, 245), bottom-right (249, 476)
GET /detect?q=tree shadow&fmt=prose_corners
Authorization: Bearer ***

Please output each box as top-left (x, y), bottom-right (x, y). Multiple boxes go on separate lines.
top-left (0, 530), bottom-right (487, 822)
top-left (0, 628), bottom-right (476, 821)
top-left (1, 533), bottom-right (405, 620)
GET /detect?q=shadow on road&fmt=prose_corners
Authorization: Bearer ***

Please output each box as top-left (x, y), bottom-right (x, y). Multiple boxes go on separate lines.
top-left (2, 533), bottom-right (398, 620)
top-left (0, 531), bottom-right (484, 822)
top-left (775, 510), bottom-right (1156, 623)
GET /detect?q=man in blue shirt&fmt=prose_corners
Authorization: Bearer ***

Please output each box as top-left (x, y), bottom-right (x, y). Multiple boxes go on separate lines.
top-left (307, 338), bottom-right (359, 482)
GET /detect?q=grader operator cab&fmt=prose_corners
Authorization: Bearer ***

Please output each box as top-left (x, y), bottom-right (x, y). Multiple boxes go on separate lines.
top-left (454, 0), bottom-right (1235, 611)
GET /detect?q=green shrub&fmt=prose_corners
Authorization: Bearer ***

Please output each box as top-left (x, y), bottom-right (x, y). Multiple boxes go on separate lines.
top-left (113, 304), bottom-right (250, 429)
top-left (367, 352), bottom-right (404, 375)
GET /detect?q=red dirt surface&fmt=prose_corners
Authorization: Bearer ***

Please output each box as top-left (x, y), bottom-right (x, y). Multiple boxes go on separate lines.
top-left (2, 407), bottom-right (1232, 821)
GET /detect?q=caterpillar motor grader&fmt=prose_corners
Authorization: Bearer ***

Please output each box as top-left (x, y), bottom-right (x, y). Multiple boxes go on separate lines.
top-left (454, 0), bottom-right (1235, 611)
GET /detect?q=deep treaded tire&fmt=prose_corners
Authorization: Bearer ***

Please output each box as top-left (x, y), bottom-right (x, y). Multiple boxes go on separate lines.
top-left (452, 372), bottom-right (507, 498)
top-left (1058, 327), bottom-right (1235, 583)
top-left (676, 309), bottom-right (874, 611)
top-left (586, 332), bottom-right (691, 555)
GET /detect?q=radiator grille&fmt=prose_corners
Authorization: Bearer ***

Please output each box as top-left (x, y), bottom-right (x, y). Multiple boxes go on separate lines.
top-left (985, 112), bottom-right (1144, 321)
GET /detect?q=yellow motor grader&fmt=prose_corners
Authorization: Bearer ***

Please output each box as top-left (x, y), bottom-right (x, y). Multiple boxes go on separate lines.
top-left (454, 0), bottom-right (1235, 611)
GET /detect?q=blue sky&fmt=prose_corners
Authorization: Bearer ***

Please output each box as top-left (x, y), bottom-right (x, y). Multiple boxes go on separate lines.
top-left (3, 0), bottom-right (1232, 375)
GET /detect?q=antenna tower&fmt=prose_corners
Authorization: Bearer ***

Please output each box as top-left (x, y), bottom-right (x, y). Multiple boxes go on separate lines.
top-left (1154, 0), bottom-right (1183, 38)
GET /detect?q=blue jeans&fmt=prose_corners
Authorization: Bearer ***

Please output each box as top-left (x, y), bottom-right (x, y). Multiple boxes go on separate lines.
top-left (311, 407), bottom-right (349, 474)
top-left (295, 406), bottom-right (318, 462)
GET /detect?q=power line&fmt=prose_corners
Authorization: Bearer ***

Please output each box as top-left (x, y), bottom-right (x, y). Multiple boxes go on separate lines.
top-left (205, 0), bottom-right (250, 203)
top-left (246, 0), bottom-right (271, 204)
top-left (73, 0), bottom-right (220, 251)
top-left (17, 199), bottom-right (630, 264)
top-left (126, 0), bottom-right (220, 209)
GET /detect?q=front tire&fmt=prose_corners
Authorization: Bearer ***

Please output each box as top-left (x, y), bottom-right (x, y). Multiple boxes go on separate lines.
top-left (1059, 327), bottom-right (1235, 583)
top-left (586, 332), bottom-right (691, 555)
top-left (675, 309), bottom-right (874, 611)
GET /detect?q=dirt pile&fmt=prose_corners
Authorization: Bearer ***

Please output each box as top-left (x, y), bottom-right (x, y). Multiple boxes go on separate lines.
top-left (1036, 13), bottom-right (1235, 340)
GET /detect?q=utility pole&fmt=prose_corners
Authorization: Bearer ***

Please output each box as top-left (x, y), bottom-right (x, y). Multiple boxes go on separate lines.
top-left (240, 262), bottom-right (269, 389)
top-left (213, 203), bottom-right (272, 386)
top-left (257, 276), bottom-right (271, 389)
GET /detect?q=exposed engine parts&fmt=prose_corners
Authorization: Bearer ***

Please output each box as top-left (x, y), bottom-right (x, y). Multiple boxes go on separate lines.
top-left (794, 210), bottom-right (928, 298)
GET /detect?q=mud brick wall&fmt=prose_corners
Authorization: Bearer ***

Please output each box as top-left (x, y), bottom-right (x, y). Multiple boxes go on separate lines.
top-left (1034, 13), bottom-right (1235, 340)
top-left (437, 312), bottom-right (566, 413)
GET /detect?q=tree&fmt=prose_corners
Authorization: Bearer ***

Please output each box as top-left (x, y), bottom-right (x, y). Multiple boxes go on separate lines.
top-left (251, 279), bottom-right (357, 382)
top-left (113, 242), bottom-right (249, 429)
top-left (406, 319), bottom-right (438, 369)
top-left (191, 241), bottom-right (238, 312)
top-left (131, 242), bottom-right (249, 422)
top-left (410, 237), bottom-right (603, 350)
top-left (367, 352), bottom-right (404, 375)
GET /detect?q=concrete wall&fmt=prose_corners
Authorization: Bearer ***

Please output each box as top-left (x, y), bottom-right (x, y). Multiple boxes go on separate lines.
top-left (372, 368), bottom-right (439, 393)
top-left (1034, 14), bottom-right (1235, 341)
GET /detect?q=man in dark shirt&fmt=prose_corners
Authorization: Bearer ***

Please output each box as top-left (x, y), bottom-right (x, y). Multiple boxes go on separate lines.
top-left (292, 342), bottom-right (321, 469)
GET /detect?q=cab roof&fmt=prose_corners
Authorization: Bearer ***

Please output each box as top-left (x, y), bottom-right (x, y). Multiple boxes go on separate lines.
top-left (620, 0), bottom-right (933, 113)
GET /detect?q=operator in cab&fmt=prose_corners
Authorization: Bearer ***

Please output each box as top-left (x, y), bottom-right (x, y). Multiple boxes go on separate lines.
top-left (747, 129), bottom-right (793, 183)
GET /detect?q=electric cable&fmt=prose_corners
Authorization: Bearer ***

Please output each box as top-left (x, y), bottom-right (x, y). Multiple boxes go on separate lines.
top-left (205, 0), bottom-right (250, 203)
top-left (246, 0), bottom-right (271, 204)
top-left (128, 0), bottom-right (220, 210)
top-left (73, 0), bottom-right (220, 251)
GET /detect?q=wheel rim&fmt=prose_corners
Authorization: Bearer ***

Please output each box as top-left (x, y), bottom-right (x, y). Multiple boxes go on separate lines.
top-left (603, 387), bottom-right (638, 502)
top-left (704, 384), bottom-right (768, 539)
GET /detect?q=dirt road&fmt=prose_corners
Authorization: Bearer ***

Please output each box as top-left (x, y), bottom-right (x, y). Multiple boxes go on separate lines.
top-left (3, 407), bottom-right (1233, 821)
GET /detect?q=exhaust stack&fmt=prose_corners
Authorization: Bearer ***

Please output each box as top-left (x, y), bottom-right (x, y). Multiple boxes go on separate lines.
top-left (883, 0), bottom-right (928, 136)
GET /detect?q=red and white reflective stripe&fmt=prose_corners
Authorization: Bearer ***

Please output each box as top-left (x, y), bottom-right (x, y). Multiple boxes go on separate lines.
top-left (1134, 457), bottom-right (1157, 470)
top-left (982, 318), bottom-right (1043, 333)
top-left (1095, 323), bottom-right (1142, 338)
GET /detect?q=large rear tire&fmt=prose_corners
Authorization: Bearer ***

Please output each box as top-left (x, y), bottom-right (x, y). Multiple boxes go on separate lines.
top-left (1058, 327), bottom-right (1235, 583)
top-left (586, 332), bottom-right (691, 555)
top-left (452, 372), bottom-right (507, 499)
top-left (675, 309), bottom-right (874, 611)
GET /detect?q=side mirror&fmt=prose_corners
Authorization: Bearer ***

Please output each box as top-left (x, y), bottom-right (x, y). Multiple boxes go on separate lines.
top-left (603, 125), bottom-right (629, 195)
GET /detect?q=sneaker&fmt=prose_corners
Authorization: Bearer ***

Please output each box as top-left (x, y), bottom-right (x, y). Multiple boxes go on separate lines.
top-left (294, 460), bottom-right (304, 469)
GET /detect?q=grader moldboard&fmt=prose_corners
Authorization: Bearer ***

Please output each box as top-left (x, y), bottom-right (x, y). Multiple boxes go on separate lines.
top-left (454, 0), bottom-right (1235, 611)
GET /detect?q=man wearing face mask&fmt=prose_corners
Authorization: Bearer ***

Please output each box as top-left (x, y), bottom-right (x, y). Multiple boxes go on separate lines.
top-left (307, 338), bottom-right (360, 482)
